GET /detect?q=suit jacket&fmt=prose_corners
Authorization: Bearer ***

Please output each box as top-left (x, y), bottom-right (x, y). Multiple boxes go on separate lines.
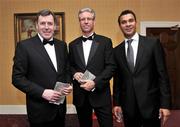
top-left (113, 35), bottom-right (171, 119)
top-left (69, 33), bottom-right (115, 107)
top-left (12, 35), bottom-right (70, 123)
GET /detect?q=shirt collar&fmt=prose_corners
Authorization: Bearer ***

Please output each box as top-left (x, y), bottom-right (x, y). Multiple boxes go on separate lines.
top-left (82, 32), bottom-right (94, 38)
top-left (125, 32), bottom-right (139, 42)
top-left (38, 33), bottom-right (53, 43)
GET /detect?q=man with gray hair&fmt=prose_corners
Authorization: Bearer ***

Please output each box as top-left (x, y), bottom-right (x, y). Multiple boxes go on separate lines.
top-left (69, 7), bottom-right (115, 127)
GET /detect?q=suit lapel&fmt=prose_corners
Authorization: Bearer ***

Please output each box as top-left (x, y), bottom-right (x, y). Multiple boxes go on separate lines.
top-left (120, 41), bottom-right (131, 72)
top-left (54, 41), bottom-right (61, 72)
top-left (134, 35), bottom-right (144, 73)
top-left (76, 39), bottom-right (86, 67)
top-left (87, 37), bottom-right (99, 65)
top-left (33, 36), bottom-right (57, 72)
top-left (75, 34), bottom-right (99, 67)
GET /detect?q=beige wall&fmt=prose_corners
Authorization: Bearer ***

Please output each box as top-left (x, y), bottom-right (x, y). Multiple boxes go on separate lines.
top-left (0, 0), bottom-right (180, 104)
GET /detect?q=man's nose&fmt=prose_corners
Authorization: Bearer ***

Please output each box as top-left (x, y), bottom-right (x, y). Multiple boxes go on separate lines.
top-left (126, 21), bottom-right (131, 26)
top-left (45, 23), bottom-right (49, 29)
top-left (84, 19), bottom-right (89, 23)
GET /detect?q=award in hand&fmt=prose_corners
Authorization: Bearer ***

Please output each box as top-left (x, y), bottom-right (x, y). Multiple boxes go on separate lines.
top-left (81, 70), bottom-right (96, 81)
top-left (50, 82), bottom-right (70, 105)
top-left (80, 70), bottom-right (96, 91)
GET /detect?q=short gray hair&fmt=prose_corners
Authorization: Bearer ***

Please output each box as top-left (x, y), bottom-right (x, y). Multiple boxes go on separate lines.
top-left (78, 7), bottom-right (96, 20)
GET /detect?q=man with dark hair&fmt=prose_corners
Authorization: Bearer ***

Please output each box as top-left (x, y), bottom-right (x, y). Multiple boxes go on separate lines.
top-left (113, 9), bottom-right (171, 127)
top-left (12, 9), bottom-right (72, 127)
top-left (69, 7), bottom-right (115, 127)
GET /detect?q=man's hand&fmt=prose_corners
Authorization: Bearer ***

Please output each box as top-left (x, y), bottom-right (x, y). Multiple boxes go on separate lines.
top-left (113, 106), bottom-right (123, 123)
top-left (80, 80), bottom-right (95, 91)
top-left (159, 108), bottom-right (171, 126)
top-left (42, 89), bottom-right (61, 102)
top-left (73, 72), bottom-right (84, 82)
top-left (61, 85), bottom-right (73, 95)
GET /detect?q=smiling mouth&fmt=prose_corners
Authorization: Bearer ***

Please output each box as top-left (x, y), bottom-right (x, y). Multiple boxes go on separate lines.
top-left (43, 31), bottom-right (51, 34)
top-left (125, 28), bottom-right (133, 32)
top-left (83, 27), bottom-right (90, 30)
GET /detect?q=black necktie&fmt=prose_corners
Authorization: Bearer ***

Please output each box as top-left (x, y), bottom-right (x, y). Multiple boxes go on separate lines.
top-left (43, 39), bottom-right (54, 45)
top-left (81, 36), bottom-right (93, 42)
top-left (126, 39), bottom-right (134, 72)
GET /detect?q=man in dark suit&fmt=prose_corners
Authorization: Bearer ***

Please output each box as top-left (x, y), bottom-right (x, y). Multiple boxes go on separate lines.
top-left (69, 7), bottom-right (115, 127)
top-left (113, 10), bottom-right (171, 127)
top-left (12, 9), bottom-right (72, 127)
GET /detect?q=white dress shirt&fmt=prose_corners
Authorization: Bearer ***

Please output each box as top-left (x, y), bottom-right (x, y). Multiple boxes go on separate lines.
top-left (82, 33), bottom-right (94, 65)
top-left (38, 34), bottom-right (57, 71)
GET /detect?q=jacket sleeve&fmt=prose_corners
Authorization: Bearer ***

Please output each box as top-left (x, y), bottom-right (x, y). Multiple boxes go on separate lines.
top-left (12, 42), bottom-right (44, 99)
top-left (93, 38), bottom-right (116, 90)
top-left (153, 39), bottom-right (171, 109)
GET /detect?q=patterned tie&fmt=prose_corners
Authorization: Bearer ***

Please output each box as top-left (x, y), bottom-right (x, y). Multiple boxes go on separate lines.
top-left (126, 39), bottom-right (134, 72)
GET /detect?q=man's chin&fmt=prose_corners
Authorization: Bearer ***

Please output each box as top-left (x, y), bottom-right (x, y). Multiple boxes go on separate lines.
top-left (82, 30), bottom-right (93, 34)
top-left (43, 35), bottom-right (53, 40)
top-left (124, 33), bottom-right (134, 38)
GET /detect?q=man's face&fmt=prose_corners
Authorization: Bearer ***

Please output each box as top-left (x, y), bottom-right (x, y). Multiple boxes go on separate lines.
top-left (36, 15), bottom-right (56, 40)
top-left (119, 13), bottom-right (136, 38)
top-left (79, 11), bottom-right (95, 35)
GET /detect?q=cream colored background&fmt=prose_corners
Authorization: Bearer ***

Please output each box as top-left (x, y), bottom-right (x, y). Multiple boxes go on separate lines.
top-left (0, 0), bottom-right (180, 105)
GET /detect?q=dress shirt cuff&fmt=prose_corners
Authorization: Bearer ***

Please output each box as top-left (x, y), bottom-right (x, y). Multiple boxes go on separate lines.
top-left (91, 88), bottom-right (95, 92)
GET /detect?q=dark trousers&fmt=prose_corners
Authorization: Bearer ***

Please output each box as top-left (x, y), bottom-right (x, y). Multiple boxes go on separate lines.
top-left (75, 98), bottom-right (113, 127)
top-left (123, 105), bottom-right (160, 127)
top-left (123, 115), bottom-right (160, 127)
top-left (29, 111), bottom-right (65, 127)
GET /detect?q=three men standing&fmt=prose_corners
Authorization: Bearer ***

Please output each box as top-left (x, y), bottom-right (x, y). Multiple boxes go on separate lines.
top-left (12, 7), bottom-right (171, 127)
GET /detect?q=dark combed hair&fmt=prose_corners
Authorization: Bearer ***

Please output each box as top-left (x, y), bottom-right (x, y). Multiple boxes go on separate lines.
top-left (36, 9), bottom-right (57, 24)
top-left (118, 10), bottom-right (136, 25)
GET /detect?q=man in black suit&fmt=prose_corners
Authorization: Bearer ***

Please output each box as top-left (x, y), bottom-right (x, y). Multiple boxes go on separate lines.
top-left (69, 7), bottom-right (115, 127)
top-left (113, 10), bottom-right (171, 127)
top-left (12, 9), bottom-right (72, 127)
